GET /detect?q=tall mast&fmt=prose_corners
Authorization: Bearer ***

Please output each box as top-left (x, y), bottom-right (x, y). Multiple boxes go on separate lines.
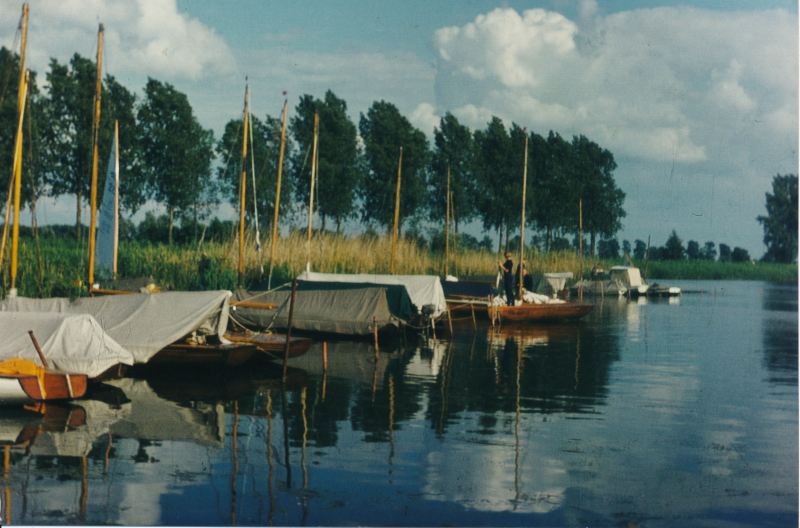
top-left (238, 84), bottom-right (249, 289)
top-left (2, 4), bottom-right (28, 287)
top-left (268, 97), bottom-right (288, 289)
top-left (390, 147), bottom-right (402, 275)
top-left (305, 113), bottom-right (318, 270)
top-left (113, 121), bottom-right (119, 279)
top-left (518, 130), bottom-right (528, 300)
top-left (88, 23), bottom-right (104, 291)
top-left (10, 71), bottom-right (28, 292)
top-left (445, 166), bottom-right (450, 276)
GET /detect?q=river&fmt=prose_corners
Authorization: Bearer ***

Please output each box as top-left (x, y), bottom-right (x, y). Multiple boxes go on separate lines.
top-left (0, 280), bottom-right (796, 526)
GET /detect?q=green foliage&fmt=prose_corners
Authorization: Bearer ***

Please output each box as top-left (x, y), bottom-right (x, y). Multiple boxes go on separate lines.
top-left (429, 112), bottom-right (477, 230)
top-left (598, 238), bottom-right (620, 259)
top-left (358, 100), bottom-right (429, 231)
top-left (719, 243), bottom-right (732, 263)
top-left (757, 174), bottom-right (798, 263)
top-left (731, 247), bottom-right (751, 263)
top-left (217, 109), bottom-right (294, 234)
top-left (473, 117), bottom-right (516, 238)
top-left (290, 91), bottom-right (360, 233)
top-left (701, 241), bottom-right (717, 261)
top-left (633, 239), bottom-right (647, 260)
top-left (138, 78), bottom-right (215, 243)
top-left (663, 230), bottom-right (685, 260)
top-left (686, 240), bottom-right (701, 260)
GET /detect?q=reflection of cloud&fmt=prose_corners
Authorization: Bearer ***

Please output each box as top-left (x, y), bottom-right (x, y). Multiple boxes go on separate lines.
top-left (405, 342), bottom-right (447, 378)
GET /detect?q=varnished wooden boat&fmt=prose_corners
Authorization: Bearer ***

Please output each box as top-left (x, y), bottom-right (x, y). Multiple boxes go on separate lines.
top-left (488, 301), bottom-right (594, 323)
top-left (224, 331), bottom-right (312, 360)
top-left (0, 360), bottom-right (88, 405)
top-left (147, 342), bottom-right (260, 367)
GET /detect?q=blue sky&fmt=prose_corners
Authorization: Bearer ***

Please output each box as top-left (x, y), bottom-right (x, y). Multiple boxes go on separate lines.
top-left (1, 0), bottom-right (797, 258)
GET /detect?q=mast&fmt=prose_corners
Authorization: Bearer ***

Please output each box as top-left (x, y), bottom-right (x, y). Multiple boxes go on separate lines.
top-left (87, 23), bottom-right (104, 291)
top-left (112, 121), bottom-right (119, 279)
top-left (268, 97), bottom-right (288, 289)
top-left (445, 166), bottom-right (450, 276)
top-left (518, 131), bottom-right (528, 300)
top-left (305, 113), bottom-right (318, 270)
top-left (579, 199), bottom-right (583, 280)
top-left (390, 147), bottom-right (402, 274)
top-left (10, 70), bottom-right (28, 292)
top-left (238, 84), bottom-right (249, 289)
top-left (2, 4), bottom-right (28, 288)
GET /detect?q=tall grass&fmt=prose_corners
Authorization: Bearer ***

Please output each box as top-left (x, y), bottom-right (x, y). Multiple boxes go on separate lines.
top-left (0, 230), bottom-right (795, 299)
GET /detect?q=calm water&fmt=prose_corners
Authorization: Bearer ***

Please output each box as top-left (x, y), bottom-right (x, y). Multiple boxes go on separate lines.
top-left (0, 280), bottom-right (796, 527)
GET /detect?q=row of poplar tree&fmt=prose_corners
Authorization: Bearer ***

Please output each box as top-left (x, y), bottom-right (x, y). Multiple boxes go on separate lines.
top-left (0, 48), bottom-right (625, 254)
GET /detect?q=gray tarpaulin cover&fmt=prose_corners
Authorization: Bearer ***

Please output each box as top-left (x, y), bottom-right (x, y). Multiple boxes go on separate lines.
top-left (232, 287), bottom-right (398, 336)
top-left (297, 271), bottom-right (448, 317)
top-left (0, 291), bottom-right (231, 364)
top-left (0, 312), bottom-right (134, 378)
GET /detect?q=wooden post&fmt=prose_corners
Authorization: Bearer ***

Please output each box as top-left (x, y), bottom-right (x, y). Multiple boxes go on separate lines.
top-left (238, 84), bottom-right (249, 289)
top-left (447, 309), bottom-right (453, 336)
top-left (88, 24), bottom-right (104, 291)
top-left (445, 166), bottom-right (450, 276)
top-left (373, 316), bottom-right (379, 350)
top-left (518, 132), bottom-right (528, 301)
top-left (322, 342), bottom-right (328, 372)
top-left (306, 113), bottom-right (318, 270)
top-left (268, 98), bottom-right (288, 290)
top-left (281, 279), bottom-right (298, 381)
top-left (390, 147), bottom-right (402, 274)
top-left (471, 302), bottom-right (476, 329)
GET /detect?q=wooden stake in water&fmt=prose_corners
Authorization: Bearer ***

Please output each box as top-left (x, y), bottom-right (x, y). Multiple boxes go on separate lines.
top-left (88, 24), bottom-right (104, 292)
top-left (282, 279), bottom-right (298, 382)
top-left (391, 147), bottom-right (402, 274)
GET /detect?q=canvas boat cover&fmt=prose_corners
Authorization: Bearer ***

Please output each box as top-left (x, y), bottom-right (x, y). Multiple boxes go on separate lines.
top-left (232, 286), bottom-right (402, 336)
top-left (0, 291), bottom-right (231, 364)
top-left (297, 271), bottom-right (448, 317)
top-left (0, 312), bottom-right (133, 378)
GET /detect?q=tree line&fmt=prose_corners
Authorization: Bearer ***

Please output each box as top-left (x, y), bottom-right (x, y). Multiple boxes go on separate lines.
top-left (0, 47), bottom-right (628, 254)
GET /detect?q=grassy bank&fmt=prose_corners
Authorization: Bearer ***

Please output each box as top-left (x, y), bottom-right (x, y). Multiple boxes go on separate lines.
top-left (1, 231), bottom-right (795, 299)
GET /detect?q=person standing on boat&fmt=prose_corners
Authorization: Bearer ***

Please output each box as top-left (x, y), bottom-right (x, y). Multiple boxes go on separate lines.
top-left (497, 252), bottom-right (515, 306)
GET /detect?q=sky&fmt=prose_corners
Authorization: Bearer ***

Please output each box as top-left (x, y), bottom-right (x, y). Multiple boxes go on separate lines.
top-left (0, 0), bottom-right (797, 258)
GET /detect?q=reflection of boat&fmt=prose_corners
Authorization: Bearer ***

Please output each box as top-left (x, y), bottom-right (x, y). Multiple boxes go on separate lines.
top-left (224, 331), bottom-right (312, 360)
top-left (0, 403), bottom-right (86, 447)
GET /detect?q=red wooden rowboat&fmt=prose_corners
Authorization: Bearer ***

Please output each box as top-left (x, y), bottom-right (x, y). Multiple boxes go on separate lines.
top-left (488, 301), bottom-right (593, 323)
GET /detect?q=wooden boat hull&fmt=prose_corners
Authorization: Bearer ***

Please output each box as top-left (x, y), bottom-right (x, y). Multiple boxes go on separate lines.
top-left (0, 371), bottom-right (88, 405)
top-left (148, 343), bottom-right (259, 367)
top-left (224, 332), bottom-right (312, 360)
top-left (489, 302), bottom-right (594, 323)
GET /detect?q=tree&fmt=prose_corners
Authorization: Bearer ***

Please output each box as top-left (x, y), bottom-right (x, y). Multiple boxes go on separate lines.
top-left (757, 174), bottom-right (798, 263)
top-left (622, 240), bottom-right (631, 257)
top-left (572, 135), bottom-right (625, 256)
top-left (0, 47), bottom-right (42, 216)
top-left (663, 230), bottom-right (685, 260)
top-left (732, 247), bottom-right (751, 263)
top-left (217, 111), bottom-right (293, 236)
top-left (686, 240), bottom-right (701, 260)
top-left (598, 238), bottom-right (620, 259)
top-left (633, 239), bottom-right (647, 260)
top-left (719, 243), bottom-right (732, 263)
top-left (473, 117), bottom-right (516, 251)
top-left (532, 131), bottom-right (574, 252)
top-left (429, 112), bottom-right (477, 235)
top-left (358, 101), bottom-right (429, 233)
top-left (291, 91), bottom-right (359, 233)
top-left (701, 241), bottom-right (717, 261)
top-left (138, 78), bottom-right (214, 244)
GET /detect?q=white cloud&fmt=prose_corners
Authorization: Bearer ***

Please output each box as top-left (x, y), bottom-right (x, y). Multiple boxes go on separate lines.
top-left (0, 0), bottom-right (236, 82)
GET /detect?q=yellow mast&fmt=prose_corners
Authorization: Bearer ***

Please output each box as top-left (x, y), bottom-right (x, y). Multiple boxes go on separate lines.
top-left (305, 113), bottom-right (318, 270)
top-left (445, 166), bottom-right (450, 276)
top-left (518, 131), bottom-right (528, 300)
top-left (268, 98), bottom-right (288, 289)
top-left (238, 84), bottom-right (249, 289)
top-left (88, 23), bottom-right (104, 291)
top-left (10, 70), bottom-right (28, 291)
top-left (112, 120), bottom-right (119, 279)
top-left (390, 147), bottom-right (402, 274)
top-left (2, 4), bottom-right (28, 286)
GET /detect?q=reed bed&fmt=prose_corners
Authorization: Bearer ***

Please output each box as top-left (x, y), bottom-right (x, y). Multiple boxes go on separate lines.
top-left (0, 230), bottom-right (795, 299)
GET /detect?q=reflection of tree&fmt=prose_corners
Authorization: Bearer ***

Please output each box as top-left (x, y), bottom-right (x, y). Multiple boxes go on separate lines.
top-left (761, 284), bottom-right (798, 386)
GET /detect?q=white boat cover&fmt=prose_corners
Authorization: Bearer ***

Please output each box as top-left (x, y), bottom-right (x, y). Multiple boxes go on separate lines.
top-left (0, 291), bottom-right (231, 364)
top-left (543, 272), bottom-right (573, 294)
top-left (297, 271), bottom-right (448, 317)
top-left (0, 312), bottom-right (133, 378)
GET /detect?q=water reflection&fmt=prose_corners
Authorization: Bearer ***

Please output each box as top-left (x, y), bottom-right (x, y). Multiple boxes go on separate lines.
top-left (0, 281), bottom-right (795, 526)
